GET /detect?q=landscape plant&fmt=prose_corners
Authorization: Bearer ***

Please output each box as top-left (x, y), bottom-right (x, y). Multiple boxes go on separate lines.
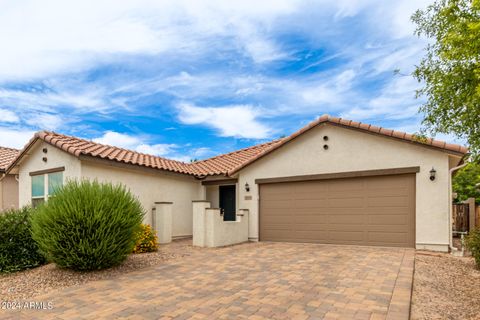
top-left (133, 224), bottom-right (158, 253)
top-left (412, 0), bottom-right (480, 156)
top-left (0, 207), bottom-right (46, 273)
top-left (30, 180), bottom-right (144, 271)
top-left (466, 228), bottom-right (480, 268)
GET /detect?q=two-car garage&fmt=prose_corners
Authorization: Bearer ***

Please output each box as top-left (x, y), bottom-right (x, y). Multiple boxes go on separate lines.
top-left (258, 171), bottom-right (416, 248)
top-left (234, 116), bottom-right (467, 252)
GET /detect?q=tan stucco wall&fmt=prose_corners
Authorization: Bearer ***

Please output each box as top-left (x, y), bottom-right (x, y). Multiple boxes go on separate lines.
top-left (81, 161), bottom-right (202, 237)
top-left (192, 200), bottom-right (249, 247)
top-left (205, 185), bottom-right (220, 208)
top-left (18, 141), bottom-right (82, 207)
top-left (1, 174), bottom-right (19, 210)
top-left (236, 124), bottom-right (457, 251)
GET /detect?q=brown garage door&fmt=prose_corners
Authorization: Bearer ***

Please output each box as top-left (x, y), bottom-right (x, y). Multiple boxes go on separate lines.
top-left (259, 174), bottom-right (415, 247)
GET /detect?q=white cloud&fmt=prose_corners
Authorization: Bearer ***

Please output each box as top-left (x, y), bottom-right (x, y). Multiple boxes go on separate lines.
top-left (0, 109), bottom-right (19, 123)
top-left (0, 0), bottom-right (303, 82)
top-left (136, 143), bottom-right (177, 156)
top-left (25, 113), bottom-right (64, 131)
top-left (92, 131), bottom-right (179, 157)
top-left (0, 0), bottom-right (441, 146)
top-left (0, 127), bottom-right (35, 149)
top-left (92, 130), bottom-right (215, 162)
top-left (177, 103), bottom-right (271, 139)
top-left (340, 75), bottom-right (421, 121)
top-left (0, 86), bottom-right (108, 114)
top-left (93, 131), bottom-right (144, 149)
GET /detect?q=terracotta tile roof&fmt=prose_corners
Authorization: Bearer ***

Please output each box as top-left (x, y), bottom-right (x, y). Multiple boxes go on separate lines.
top-left (0, 146), bottom-right (19, 172)
top-left (9, 131), bottom-right (282, 176)
top-left (6, 115), bottom-right (468, 177)
top-left (190, 139), bottom-right (284, 176)
top-left (227, 114), bottom-right (469, 175)
top-left (35, 131), bottom-right (197, 175)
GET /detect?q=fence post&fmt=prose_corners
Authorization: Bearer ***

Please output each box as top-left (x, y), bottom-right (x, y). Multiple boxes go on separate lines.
top-left (464, 198), bottom-right (476, 232)
top-left (192, 200), bottom-right (211, 247)
top-left (154, 202), bottom-right (173, 244)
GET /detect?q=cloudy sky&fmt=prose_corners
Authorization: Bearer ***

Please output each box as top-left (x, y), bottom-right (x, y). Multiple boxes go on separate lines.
top-left (0, 0), bottom-right (456, 161)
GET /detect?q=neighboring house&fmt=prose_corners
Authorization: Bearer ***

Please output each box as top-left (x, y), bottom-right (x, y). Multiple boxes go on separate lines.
top-left (0, 146), bottom-right (20, 211)
top-left (5, 115), bottom-right (468, 251)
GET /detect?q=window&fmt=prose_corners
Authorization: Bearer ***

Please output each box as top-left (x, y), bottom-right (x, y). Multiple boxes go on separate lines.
top-left (31, 171), bottom-right (63, 207)
top-left (31, 175), bottom-right (45, 207)
top-left (48, 172), bottom-right (63, 195)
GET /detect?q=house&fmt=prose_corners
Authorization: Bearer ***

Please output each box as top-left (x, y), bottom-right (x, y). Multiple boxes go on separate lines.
top-left (5, 115), bottom-right (468, 251)
top-left (0, 146), bottom-right (20, 211)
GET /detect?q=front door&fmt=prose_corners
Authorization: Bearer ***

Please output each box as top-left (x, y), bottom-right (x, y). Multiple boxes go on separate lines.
top-left (219, 185), bottom-right (236, 221)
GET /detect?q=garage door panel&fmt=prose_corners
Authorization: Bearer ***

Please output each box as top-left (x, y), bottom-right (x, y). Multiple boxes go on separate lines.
top-left (366, 206), bottom-right (412, 215)
top-left (367, 196), bottom-right (409, 207)
top-left (294, 224), bottom-right (330, 232)
top-left (367, 232), bottom-right (407, 244)
top-left (293, 230), bottom-right (330, 240)
top-left (368, 214), bottom-right (408, 225)
top-left (260, 174), bottom-right (415, 248)
top-left (294, 215), bottom-right (329, 224)
top-left (293, 199), bottom-right (329, 208)
top-left (328, 197), bottom-right (365, 208)
top-left (327, 179), bottom-right (364, 191)
top-left (366, 187), bottom-right (409, 197)
top-left (261, 215), bottom-right (294, 224)
top-left (328, 214), bottom-right (364, 224)
top-left (329, 231), bottom-right (365, 242)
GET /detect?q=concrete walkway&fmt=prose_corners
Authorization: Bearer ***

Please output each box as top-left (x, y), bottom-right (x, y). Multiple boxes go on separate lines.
top-left (1, 241), bottom-right (414, 320)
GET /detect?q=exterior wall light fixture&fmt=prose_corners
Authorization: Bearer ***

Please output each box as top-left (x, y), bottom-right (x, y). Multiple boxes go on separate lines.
top-left (429, 167), bottom-right (436, 181)
top-left (245, 182), bottom-right (250, 192)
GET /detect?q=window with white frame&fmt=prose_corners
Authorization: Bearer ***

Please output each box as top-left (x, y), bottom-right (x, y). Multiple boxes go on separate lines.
top-left (31, 171), bottom-right (63, 207)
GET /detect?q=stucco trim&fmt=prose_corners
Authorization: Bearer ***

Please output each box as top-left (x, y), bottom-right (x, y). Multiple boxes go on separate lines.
top-left (201, 179), bottom-right (238, 186)
top-left (29, 166), bottom-right (65, 176)
top-left (255, 166), bottom-right (420, 184)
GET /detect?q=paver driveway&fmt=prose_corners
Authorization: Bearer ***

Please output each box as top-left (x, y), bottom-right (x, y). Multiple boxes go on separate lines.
top-left (1, 241), bottom-right (414, 320)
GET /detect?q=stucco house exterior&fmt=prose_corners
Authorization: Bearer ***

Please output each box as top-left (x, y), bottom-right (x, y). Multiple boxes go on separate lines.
top-left (5, 115), bottom-right (468, 251)
top-left (0, 146), bottom-right (19, 211)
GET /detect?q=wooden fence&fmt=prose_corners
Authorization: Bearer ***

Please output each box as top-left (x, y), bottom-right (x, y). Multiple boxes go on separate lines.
top-left (477, 205), bottom-right (480, 229)
top-left (452, 203), bottom-right (470, 233)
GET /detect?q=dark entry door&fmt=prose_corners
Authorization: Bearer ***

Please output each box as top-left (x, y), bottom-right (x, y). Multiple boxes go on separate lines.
top-left (219, 185), bottom-right (236, 221)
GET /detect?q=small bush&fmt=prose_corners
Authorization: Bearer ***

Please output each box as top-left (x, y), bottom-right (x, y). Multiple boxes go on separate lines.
top-left (466, 228), bottom-right (480, 268)
top-left (30, 180), bottom-right (144, 271)
top-left (133, 224), bottom-right (158, 253)
top-left (0, 207), bottom-right (46, 273)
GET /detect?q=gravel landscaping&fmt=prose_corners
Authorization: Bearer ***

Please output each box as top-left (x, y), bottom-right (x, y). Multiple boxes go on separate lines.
top-left (0, 239), bottom-right (195, 301)
top-left (412, 251), bottom-right (480, 320)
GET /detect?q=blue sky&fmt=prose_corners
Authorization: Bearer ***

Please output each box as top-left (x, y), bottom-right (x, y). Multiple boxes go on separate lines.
top-left (0, 0), bottom-right (458, 161)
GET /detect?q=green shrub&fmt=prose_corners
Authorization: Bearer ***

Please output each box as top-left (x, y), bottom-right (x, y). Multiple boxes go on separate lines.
top-left (466, 228), bottom-right (480, 268)
top-left (133, 224), bottom-right (158, 253)
top-left (30, 180), bottom-right (144, 271)
top-left (0, 207), bottom-right (46, 273)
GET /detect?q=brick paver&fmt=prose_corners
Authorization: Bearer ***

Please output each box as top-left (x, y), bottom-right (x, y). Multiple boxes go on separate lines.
top-left (0, 241), bottom-right (414, 320)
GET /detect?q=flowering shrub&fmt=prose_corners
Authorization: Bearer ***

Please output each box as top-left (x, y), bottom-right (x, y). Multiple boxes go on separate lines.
top-left (133, 224), bottom-right (158, 253)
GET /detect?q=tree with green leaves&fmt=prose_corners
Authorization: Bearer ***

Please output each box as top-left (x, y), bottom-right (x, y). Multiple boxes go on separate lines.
top-left (412, 0), bottom-right (480, 155)
top-left (453, 162), bottom-right (480, 203)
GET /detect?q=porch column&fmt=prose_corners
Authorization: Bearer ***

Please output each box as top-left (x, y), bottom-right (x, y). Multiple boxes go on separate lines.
top-left (192, 200), bottom-right (211, 247)
top-left (154, 202), bottom-right (173, 244)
